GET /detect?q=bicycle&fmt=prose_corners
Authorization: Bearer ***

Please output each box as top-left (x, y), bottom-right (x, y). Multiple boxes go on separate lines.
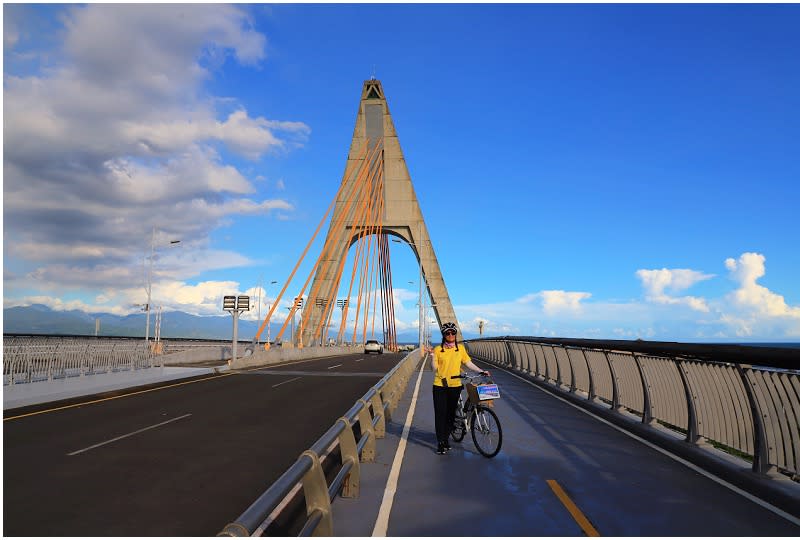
top-left (450, 372), bottom-right (503, 458)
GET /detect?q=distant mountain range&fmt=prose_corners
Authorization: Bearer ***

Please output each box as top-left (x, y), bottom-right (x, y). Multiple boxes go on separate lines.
top-left (2, 304), bottom-right (430, 343)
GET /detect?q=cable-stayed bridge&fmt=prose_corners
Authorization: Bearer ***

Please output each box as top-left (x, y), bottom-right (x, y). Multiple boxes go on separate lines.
top-left (3, 80), bottom-right (799, 536)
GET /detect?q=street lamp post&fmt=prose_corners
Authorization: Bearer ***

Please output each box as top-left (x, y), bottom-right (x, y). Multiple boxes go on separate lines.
top-left (145, 227), bottom-right (180, 341)
top-left (223, 295), bottom-right (250, 365)
top-left (336, 299), bottom-right (348, 345)
top-left (266, 280), bottom-right (277, 345)
top-left (426, 303), bottom-right (438, 352)
top-left (287, 297), bottom-right (303, 347)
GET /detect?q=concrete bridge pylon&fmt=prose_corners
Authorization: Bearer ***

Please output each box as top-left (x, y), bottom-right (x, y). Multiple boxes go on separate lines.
top-left (299, 79), bottom-right (459, 347)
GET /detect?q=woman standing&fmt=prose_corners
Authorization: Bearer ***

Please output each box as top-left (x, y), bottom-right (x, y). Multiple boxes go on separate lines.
top-left (431, 322), bottom-right (489, 455)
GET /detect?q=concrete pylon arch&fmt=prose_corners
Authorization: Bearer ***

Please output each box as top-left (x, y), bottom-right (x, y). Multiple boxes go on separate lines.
top-left (299, 79), bottom-right (460, 346)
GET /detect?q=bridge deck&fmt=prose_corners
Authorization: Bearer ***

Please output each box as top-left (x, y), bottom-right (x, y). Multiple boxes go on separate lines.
top-left (332, 359), bottom-right (800, 536)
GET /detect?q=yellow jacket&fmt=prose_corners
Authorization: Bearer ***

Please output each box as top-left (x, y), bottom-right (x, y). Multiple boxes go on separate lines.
top-left (432, 344), bottom-right (472, 387)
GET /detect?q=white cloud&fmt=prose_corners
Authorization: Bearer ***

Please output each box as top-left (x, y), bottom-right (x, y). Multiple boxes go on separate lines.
top-left (636, 268), bottom-right (713, 312)
top-left (539, 290), bottom-right (592, 315)
top-left (717, 253), bottom-right (800, 337)
top-left (3, 5), bottom-right (308, 311)
top-left (515, 290), bottom-right (591, 315)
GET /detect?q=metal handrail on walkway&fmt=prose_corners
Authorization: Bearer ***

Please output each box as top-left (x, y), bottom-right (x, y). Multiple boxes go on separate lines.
top-left (466, 338), bottom-right (800, 480)
top-left (217, 349), bottom-right (422, 537)
top-left (3, 336), bottom-right (157, 385)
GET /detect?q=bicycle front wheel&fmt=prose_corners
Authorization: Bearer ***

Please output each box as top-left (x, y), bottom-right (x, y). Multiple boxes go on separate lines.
top-left (470, 406), bottom-right (502, 458)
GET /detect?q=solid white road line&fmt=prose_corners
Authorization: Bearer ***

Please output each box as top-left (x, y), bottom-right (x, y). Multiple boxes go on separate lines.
top-left (68, 414), bottom-right (192, 456)
top-left (371, 361), bottom-right (426, 537)
top-left (327, 364), bottom-right (343, 370)
top-left (496, 365), bottom-right (800, 527)
top-left (271, 377), bottom-right (301, 388)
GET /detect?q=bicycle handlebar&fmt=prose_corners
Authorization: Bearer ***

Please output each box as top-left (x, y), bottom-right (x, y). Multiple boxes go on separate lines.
top-left (451, 372), bottom-right (491, 381)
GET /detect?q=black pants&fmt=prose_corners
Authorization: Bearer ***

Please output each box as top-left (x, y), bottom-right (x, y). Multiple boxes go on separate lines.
top-left (432, 385), bottom-right (462, 444)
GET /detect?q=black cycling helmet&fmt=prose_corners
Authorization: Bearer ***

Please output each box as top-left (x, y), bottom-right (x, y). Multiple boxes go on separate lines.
top-left (440, 322), bottom-right (458, 336)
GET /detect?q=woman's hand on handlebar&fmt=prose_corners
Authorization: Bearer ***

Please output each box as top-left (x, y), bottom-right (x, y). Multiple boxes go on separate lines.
top-left (479, 370), bottom-right (490, 377)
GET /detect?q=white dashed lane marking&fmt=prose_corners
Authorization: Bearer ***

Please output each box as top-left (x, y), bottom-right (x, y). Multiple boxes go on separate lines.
top-left (271, 377), bottom-right (301, 388)
top-left (68, 414), bottom-right (192, 456)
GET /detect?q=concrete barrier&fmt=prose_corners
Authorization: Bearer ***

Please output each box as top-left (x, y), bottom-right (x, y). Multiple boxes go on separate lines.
top-left (162, 346), bottom-right (231, 366)
top-left (230, 345), bottom-right (357, 370)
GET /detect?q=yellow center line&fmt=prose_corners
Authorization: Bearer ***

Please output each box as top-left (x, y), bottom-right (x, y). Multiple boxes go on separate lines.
top-left (3, 355), bottom-right (362, 422)
top-left (546, 479), bottom-right (600, 537)
top-left (3, 369), bottom-right (243, 422)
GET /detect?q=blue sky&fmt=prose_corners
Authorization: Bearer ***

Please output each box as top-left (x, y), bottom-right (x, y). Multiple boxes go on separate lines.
top-left (4, 3), bottom-right (800, 342)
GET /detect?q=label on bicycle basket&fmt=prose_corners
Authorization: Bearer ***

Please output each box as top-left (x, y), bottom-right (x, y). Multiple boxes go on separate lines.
top-left (476, 383), bottom-right (500, 400)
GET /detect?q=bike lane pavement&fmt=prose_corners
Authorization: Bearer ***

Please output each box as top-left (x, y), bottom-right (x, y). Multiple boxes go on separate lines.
top-left (331, 359), bottom-right (800, 536)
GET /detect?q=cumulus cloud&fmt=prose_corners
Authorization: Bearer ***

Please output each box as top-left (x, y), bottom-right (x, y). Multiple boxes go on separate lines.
top-left (4, 5), bottom-right (309, 311)
top-left (517, 290), bottom-right (591, 315)
top-left (718, 253), bottom-right (800, 337)
top-left (636, 268), bottom-right (713, 312)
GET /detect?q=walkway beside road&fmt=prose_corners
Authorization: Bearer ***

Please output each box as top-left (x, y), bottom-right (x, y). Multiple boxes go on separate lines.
top-left (3, 365), bottom-right (224, 409)
top-left (331, 358), bottom-right (800, 536)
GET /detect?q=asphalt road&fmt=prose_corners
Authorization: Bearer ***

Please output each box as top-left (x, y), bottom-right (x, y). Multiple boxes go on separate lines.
top-left (3, 351), bottom-right (406, 536)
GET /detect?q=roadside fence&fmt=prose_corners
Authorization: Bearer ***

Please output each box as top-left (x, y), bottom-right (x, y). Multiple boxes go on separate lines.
top-left (3, 336), bottom-right (156, 385)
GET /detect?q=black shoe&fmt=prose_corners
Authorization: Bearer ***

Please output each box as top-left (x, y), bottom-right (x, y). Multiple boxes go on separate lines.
top-left (444, 441), bottom-right (452, 451)
top-left (436, 443), bottom-right (447, 455)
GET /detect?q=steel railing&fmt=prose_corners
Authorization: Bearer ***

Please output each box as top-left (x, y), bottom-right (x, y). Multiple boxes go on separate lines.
top-left (3, 336), bottom-right (157, 385)
top-left (217, 349), bottom-right (423, 536)
top-left (465, 337), bottom-right (800, 480)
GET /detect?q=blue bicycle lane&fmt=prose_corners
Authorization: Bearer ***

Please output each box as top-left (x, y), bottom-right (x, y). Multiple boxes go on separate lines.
top-left (331, 358), bottom-right (800, 536)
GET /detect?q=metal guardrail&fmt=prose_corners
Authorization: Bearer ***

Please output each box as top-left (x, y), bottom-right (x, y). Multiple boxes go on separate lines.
top-left (217, 349), bottom-right (423, 537)
top-left (3, 336), bottom-right (157, 385)
top-left (465, 338), bottom-right (800, 480)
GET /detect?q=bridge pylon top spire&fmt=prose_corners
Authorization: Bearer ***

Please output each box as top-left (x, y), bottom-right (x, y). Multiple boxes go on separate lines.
top-left (361, 79), bottom-right (385, 100)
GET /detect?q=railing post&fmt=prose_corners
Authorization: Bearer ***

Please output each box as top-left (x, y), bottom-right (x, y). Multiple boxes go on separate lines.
top-left (564, 346), bottom-right (576, 393)
top-left (336, 418), bottom-right (360, 498)
top-left (736, 364), bottom-right (773, 475)
top-left (300, 450), bottom-right (332, 536)
top-left (554, 346), bottom-right (563, 387)
top-left (370, 391), bottom-right (385, 438)
top-left (109, 343), bottom-right (116, 374)
top-left (675, 359), bottom-right (700, 444)
top-left (632, 353), bottom-right (654, 424)
top-left (81, 342), bottom-right (91, 377)
top-left (505, 341), bottom-right (517, 370)
top-left (602, 350), bottom-right (621, 411)
top-left (581, 348), bottom-right (595, 401)
top-left (357, 399), bottom-right (376, 462)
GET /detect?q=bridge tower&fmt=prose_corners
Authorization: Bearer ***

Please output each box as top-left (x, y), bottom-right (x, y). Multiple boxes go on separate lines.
top-left (298, 79), bottom-right (459, 346)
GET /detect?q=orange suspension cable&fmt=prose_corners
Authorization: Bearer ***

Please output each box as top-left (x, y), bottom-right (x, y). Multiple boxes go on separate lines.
top-left (312, 146), bottom-right (384, 341)
top-left (351, 158), bottom-right (384, 344)
top-left (357, 161), bottom-right (385, 343)
top-left (303, 142), bottom-right (382, 345)
top-left (281, 140), bottom-right (382, 347)
top-left (254, 140), bottom-right (370, 345)
top-left (369, 176), bottom-right (386, 339)
top-left (337, 167), bottom-right (381, 346)
top-left (336, 149), bottom-right (382, 344)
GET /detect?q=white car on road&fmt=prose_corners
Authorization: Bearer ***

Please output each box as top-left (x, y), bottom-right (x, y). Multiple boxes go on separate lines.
top-left (364, 340), bottom-right (384, 354)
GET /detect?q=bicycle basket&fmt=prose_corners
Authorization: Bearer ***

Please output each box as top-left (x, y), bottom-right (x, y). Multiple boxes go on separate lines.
top-left (466, 382), bottom-right (500, 405)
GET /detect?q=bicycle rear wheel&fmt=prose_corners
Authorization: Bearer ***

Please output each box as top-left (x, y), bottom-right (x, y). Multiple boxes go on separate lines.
top-left (470, 406), bottom-right (502, 458)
